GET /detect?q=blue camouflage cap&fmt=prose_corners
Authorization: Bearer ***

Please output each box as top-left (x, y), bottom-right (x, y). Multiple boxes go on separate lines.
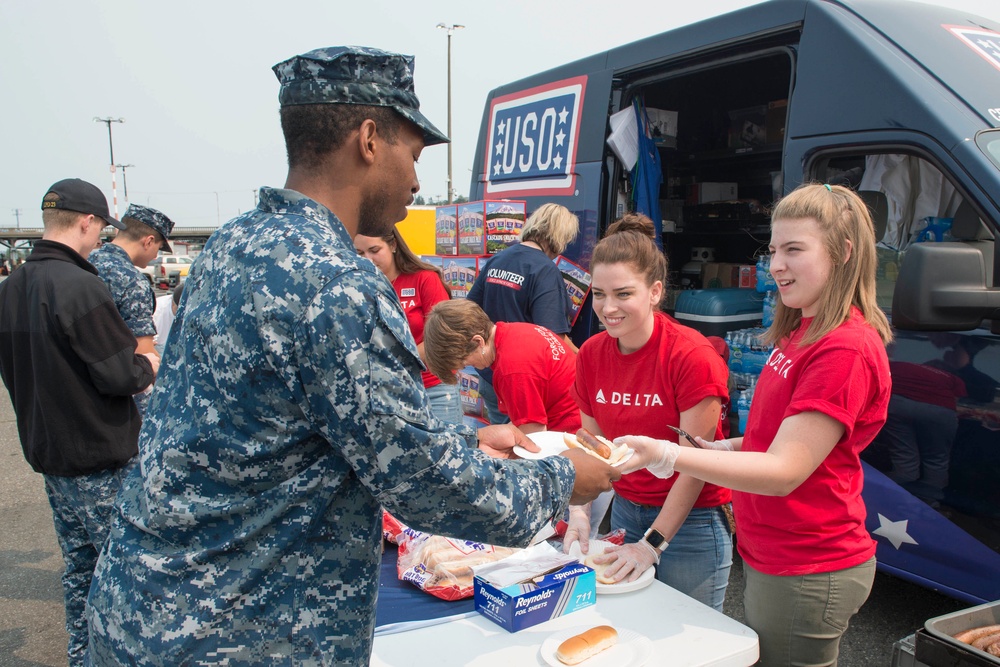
top-left (272, 46), bottom-right (449, 146)
top-left (123, 203), bottom-right (175, 253)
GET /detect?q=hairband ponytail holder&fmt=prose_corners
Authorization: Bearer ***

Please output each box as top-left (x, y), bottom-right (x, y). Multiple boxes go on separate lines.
top-left (824, 184), bottom-right (832, 192)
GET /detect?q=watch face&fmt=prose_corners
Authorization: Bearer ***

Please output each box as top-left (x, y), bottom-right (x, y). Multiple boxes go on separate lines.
top-left (645, 530), bottom-right (666, 549)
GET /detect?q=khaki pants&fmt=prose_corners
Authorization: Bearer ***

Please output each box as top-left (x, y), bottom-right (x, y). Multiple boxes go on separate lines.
top-left (743, 556), bottom-right (876, 667)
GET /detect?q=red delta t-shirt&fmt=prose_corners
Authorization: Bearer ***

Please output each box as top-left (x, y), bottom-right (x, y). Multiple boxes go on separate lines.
top-left (492, 322), bottom-right (581, 432)
top-left (393, 271), bottom-right (450, 389)
top-left (735, 307), bottom-right (891, 576)
top-left (572, 311), bottom-right (731, 508)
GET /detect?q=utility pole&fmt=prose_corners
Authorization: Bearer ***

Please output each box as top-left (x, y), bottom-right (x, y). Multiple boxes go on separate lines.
top-left (93, 117), bottom-right (125, 217)
top-left (115, 164), bottom-right (135, 202)
top-left (436, 23), bottom-right (464, 204)
top-left (11, 209), bottom-right (21, 230)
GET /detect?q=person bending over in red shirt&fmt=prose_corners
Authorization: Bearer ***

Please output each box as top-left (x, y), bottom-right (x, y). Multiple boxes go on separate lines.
top-left (423, 299), bottom-right (580, 436)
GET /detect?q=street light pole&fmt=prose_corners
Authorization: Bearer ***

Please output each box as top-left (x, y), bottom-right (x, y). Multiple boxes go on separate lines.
top-left (93, 117), bottom-right (125, 218)
top-left (436, 23), bottom-right (464, 204)
top-left (115, 164), bottom-right (135, 202)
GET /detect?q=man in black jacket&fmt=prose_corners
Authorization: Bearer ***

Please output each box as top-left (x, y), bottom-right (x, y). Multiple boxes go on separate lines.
top-left (0, 178), bottom-right (159, 666)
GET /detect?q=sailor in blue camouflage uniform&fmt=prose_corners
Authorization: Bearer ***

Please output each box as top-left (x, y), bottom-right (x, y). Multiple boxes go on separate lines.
top-left (86, 47), bottom-right (619, 666)
top-left (89, 204), bottom-right (175, 413)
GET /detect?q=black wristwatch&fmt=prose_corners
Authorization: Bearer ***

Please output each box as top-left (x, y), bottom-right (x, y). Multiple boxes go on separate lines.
top-left (643, 527), bottom-right (669, 553)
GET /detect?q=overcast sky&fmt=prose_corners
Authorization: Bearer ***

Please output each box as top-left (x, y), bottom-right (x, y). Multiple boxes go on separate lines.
top-left (1, 0), bottom-right (997, 229)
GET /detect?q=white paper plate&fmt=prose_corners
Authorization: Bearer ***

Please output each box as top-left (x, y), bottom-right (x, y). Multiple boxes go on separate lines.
top-left (595, 563), bottom-right (655, 595)
top-left (513, 431), bottom-right (568, 460)
top-left (540, 625), bottom-right (652, 667)
top-left (575, 539), bottom-right (656, 595)
top-left (514, 431), bottom-right (634, 467)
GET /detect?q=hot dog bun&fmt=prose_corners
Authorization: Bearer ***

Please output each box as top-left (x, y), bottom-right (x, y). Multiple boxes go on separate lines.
top-left (555, 625), bottom-right (619, 665)
top-left (583, 554), bottom-right (618, 585)
top-left (562, 429), bottom-right (630, 465)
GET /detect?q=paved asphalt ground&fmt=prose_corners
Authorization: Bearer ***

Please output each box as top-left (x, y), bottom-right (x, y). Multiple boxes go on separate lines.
top-left (0, 331), bottom-right (972, 665)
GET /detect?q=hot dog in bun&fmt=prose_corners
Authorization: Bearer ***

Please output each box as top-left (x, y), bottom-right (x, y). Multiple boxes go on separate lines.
top-left (555, 625), bottom-right (619, 665)
top-left (563, 428), bottom-right (630, 465)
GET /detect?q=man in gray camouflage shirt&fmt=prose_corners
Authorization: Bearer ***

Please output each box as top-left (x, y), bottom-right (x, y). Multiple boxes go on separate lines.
top-left (86, 46), bottom-right (618, 666)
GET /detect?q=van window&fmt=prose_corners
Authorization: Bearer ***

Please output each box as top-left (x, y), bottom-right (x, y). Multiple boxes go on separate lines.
top-left (977, 129), bottom-right (1000, 171)
top-left (812, 151), bottom-right (995, 309)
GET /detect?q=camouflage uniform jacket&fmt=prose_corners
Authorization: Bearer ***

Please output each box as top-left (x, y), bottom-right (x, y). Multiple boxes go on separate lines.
top-left (87, 187), bottom-right (576, 666)
top-left (89, 242), bottom-right (156, 338)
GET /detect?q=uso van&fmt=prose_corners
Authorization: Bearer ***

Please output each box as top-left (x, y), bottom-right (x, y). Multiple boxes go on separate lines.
top-left (469, 0), bottom-right (1000, 603)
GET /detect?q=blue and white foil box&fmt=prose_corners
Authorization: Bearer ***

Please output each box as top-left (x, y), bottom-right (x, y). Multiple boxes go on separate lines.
top-left (473, 562), bottom-right (597, 632)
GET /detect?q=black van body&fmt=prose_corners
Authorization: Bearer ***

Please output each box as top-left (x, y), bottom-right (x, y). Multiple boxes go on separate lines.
top-left (470, 0), bottom-right (1000, 603)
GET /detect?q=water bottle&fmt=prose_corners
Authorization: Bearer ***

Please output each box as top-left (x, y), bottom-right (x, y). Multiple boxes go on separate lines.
top-left (737, 390), bottom-right (750, 435)
top-left (756, 254), bottom-right (776, 293)
top-left (762, 291), bottom-right (777, 327)
top-left (728, 332), bottom-right (743, 373)
top-left (915, 216), bottom-right (954, 243)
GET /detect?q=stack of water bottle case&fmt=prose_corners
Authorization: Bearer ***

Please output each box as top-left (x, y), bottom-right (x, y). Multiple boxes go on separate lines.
top-left (725, 255), bottom-right (778, 434)
top-left (669, 254), bottom-right (778, 435)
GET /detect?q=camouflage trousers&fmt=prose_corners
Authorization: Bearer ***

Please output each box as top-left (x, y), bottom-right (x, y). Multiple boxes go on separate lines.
top-left (43, 459), bottom-right (136, 667)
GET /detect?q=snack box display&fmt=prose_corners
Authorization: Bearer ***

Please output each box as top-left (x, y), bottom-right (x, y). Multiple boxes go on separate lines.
top-left (674, 288), bottom-right (764, 338)
top-left (485, 200), bottom-right (526, 254)
top-left (435, 205), bottom-right (458, 256)
top-left (554, 255), bottom-right (592, 326)
top-left (442, 257), bottom-right (480, 299)
top-left (474, 562), bottom-right (596, 632)
top-left (457, 366), bottom-right (485, 418)
top-left (457, 202), bottom-right (486, 255)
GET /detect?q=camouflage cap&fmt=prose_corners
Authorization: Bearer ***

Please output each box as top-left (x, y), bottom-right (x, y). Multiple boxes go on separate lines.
top-left (272, 46), bottom-right (449, 146)
top-left (123, 203), bottom-right (175, 253)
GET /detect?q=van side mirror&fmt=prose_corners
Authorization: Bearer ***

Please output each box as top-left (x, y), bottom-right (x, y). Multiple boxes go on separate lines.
top-left (892, 243), bottom-right (1000, 330)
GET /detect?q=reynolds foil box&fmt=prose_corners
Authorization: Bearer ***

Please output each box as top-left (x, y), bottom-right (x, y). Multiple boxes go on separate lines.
top-left (473, 562), bottom-right (596, 632)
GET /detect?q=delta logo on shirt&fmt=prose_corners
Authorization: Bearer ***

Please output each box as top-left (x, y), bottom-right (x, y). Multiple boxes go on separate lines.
top-left (765, 349), bottom-right (794, 379)
top-left (398, 288), bottom-right (417, 312)
top-left (595, 389), bottom-right (663, 407)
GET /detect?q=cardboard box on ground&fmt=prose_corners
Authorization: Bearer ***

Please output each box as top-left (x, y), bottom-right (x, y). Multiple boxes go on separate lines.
top-left (701, 262), bottom-right (757, 289)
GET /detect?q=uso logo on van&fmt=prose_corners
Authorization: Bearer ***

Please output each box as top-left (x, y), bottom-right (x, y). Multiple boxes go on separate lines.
top-left (484, 75), bottom-right (587, 197)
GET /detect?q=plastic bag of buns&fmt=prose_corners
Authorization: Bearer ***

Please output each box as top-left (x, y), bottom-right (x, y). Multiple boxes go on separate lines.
top-left (395, 527), bottom-right (520, 601)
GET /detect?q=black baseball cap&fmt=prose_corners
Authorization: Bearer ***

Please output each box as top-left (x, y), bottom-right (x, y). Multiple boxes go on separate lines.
top-left (40, 178), bottom-right (124, 230)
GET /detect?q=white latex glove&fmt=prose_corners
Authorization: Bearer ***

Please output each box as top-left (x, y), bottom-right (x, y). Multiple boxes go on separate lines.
top-left (613, 436), bottom-right (679, 478)
top-left (563, 505), bottom-right (592, 555)
top-left (593, 540), bottom-right (659, 583)
top-left (694, 436), bottom-right (735, 451)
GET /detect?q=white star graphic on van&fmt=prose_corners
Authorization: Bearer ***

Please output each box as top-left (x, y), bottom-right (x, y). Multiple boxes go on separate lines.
top-left (553, 153), bottom-right (563, 169)
top-left (495, 140), bottom-right (504, 156)
top-left (559, 107), bottom-right (569, 124)
top-left (872, 513), bottom-right (918, 550)
top-left (556, 130), bottom-right (566, 147)
top-left (497, 120), bottom-right (505, 136)
top-left (493, 161), bottom-right (501, 176)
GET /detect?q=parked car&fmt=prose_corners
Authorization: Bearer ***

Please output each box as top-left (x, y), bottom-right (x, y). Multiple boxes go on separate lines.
top-left (139, 255), bottom-right (193, 285)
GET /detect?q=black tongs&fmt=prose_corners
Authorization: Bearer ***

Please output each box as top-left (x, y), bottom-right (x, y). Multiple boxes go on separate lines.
top-left (666, 424), bottom-right (703, 449)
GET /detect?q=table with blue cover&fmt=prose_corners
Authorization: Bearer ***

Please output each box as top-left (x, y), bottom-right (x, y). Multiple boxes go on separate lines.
top-left (374, 545), bottom-right (476, 635)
